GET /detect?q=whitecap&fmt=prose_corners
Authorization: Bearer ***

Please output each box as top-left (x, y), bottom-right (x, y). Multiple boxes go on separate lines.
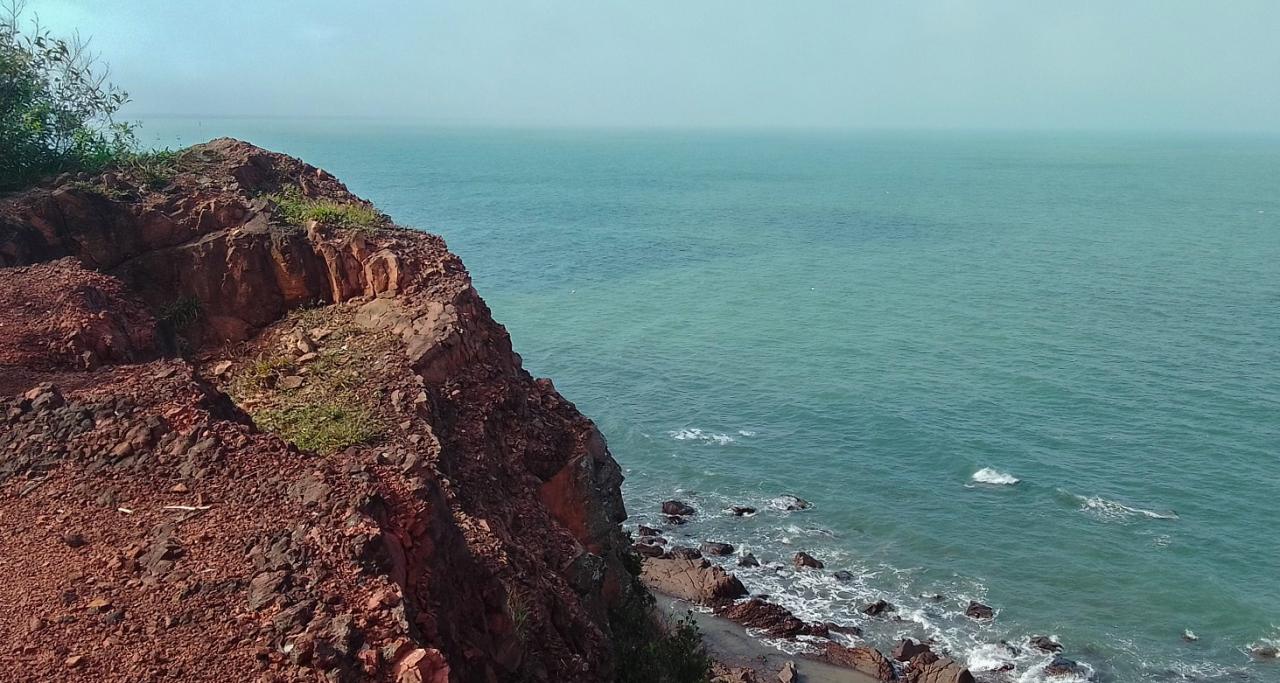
top-left (971, 467), bottom-right (1020, 485)
top-left (667, 428), bottom-right (735, 445)
top-left (738, 429), bottom-right (757, 437)
top-left (1075, 494), bottom-right (1179, 521)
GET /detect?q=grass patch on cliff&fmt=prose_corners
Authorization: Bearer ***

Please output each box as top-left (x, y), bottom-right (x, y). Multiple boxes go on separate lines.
top-left (610, 588), bottom-right (712, 683)
top-left (254, 402), bottom-right (379, 453)
top-left (222, 309), bottom-right (388, 454)
top-left (269, 186), bottom-right (382, 232)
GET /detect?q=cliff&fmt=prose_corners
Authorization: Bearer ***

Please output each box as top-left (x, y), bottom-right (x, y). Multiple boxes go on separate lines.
top-left (0, 140), bottom-right (642, 681)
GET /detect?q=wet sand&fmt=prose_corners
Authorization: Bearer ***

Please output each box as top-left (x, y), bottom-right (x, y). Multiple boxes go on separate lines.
top-left (654, 593), bottom-right (879, 683)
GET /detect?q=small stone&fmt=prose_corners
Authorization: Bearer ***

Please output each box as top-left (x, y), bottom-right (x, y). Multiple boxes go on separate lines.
top-left (296, 352), bottom-right (318, 363)
top-left (211, 361), bottom-right (233, 377)
top-left (65, 655), bottom-right (85, 668)
top-left (279, 376), bottom-right (304, 390)
top-left (169, 483), bottom-right (189, 493)
top-left (778, 660), bottom-right (797, 683)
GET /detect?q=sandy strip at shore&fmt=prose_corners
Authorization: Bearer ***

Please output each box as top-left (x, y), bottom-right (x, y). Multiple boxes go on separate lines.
top-left (653, 593), bottom-right (879, 683)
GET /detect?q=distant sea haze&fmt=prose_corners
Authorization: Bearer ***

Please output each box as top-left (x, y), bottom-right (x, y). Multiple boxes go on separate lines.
top-left (145, 119), bottom-right (1280, 681)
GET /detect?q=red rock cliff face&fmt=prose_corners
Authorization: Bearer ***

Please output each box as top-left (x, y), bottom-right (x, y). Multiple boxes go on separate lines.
top-left (0, 140), bottom-right (637, 681)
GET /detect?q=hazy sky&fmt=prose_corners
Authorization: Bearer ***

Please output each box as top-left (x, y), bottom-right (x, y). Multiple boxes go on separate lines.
top-left (28, 0), bottom-right (1280, 131)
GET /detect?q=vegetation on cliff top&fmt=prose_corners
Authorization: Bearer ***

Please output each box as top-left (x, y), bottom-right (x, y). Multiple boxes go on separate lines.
top-left (0, 1), bottom-right (137, 191)
top-left (269, 185), bottom-right (383, 232)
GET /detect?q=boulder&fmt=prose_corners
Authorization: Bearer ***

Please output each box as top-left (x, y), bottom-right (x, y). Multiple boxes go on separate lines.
top-left (777, 661), bottom-right (798, 683)
top-left (964, 600), bottom-right (994, 620)
top-left (792, 551), bottom-right (823, 569)
top-left (832, 570), bottom-right (854, 582)
top-left (640, 557), bottom-right (747, 606)
top-left (662, 500), bottom-right (695, 516)
top-left (738, 552), bottom-right (760, 568)
top-left (716, 598), bottom-right (825, 639)
top-left (637, 525), bottom-right (660, 537)
top-left (664, 546), bottom-right (703, 561)
top-left (860, 599), bottom-right (894, 617)
top-left (905, 655), bottom-right (974, 683)
top-left (892, 638), bottom-right (933, 662)
top-left (701, 541), bottom-right (735, 556)
top-left (631, 542), bottom-right (664, 557)
top-left (823, 643), bottom-right (896, 681)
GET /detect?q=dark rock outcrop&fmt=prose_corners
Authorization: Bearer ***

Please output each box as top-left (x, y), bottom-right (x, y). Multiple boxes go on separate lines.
top-left (792, 551), bottom-right (823, 569)
top-left (823, 643), bottom-right (897, 681)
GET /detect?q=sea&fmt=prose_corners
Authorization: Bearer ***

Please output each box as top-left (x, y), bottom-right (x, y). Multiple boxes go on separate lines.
top-left (143, 119), bottom-right (1280, 682)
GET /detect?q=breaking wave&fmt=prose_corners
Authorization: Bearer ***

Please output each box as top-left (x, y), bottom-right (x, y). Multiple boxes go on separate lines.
top-left (971, 467), bottom-right (1020, 485)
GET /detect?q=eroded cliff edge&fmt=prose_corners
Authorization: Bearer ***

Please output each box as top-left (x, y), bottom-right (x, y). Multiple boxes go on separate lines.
top-left (0, 139), bottom-right (641, 681)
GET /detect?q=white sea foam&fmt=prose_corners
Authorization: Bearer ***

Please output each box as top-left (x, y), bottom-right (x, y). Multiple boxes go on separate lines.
top-left (738, 429), bottom-right (757, 437)
top-left (972, 467), bottom-right (1020, 485)
top-left (668, 428), bottom-right (735, 445)
top-left (1073, 493), bottom-right (1179, 521)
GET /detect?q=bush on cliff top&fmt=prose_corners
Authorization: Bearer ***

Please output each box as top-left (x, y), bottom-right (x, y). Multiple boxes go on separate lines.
top-left (0, 1), bottom-right (137, 191)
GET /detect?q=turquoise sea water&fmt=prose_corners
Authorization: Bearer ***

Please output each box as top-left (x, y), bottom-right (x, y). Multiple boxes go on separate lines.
top-left (147, 120), bottom-right (1280, 681)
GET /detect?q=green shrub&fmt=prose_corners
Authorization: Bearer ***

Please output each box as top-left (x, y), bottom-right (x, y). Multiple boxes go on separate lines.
top-left (0, 2), bottom-right (137, 191)
top-left (269, 186), bottom-right (382, 231)
top-left (610, 589), bottom-right (712, 683)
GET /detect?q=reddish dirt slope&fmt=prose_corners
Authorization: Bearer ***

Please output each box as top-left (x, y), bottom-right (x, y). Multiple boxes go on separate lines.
top-left (0, 140), bottom-right (638, 682)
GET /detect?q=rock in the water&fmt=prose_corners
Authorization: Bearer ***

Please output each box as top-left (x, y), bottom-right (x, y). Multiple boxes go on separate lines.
top-left (826, 622), bottom-right (862, 636)
top-left (1181, 629), bottom-right (1198, 642)
top-left (832, 570), bottom-right (854, 582)
top-left (662, 500), bottom-right (695, 516)
top-left (1251, 644), bottom-right (1279, 659)
top-left (639, 557), bottom-right (747, 606)
top-left (860, 599), bottom-right (895, 617)
top-left (637, 525), bottom-right (660, 536)
top-left (700, 541), bottom-right (735, 556)
top-left (823, 643), bottom-right (896, 681)
top-left (965, 600), bottom-right (994, 620)
top-left (892, 638), bottom-right (933, 662)
top-left (738, 552), bottom-right (760, 567)
top-left (1043, 655), bottom-right (1087, 677)
top-left (1029, 635), bottom-right (1063, 653)
top-left (770, 495), bottom-right (811, 511)
top-left (730, 506), bottom-right (757, 516)
top-left (664, 515), bottom-right (688, 525)
top-left (792, 551), bottom-right (823, 569)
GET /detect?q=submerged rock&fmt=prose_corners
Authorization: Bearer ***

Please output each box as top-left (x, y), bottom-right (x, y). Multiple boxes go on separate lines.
top-left (770, 495), bottom-right (811, 511)
top-left (729, 506), bottom-right (757, 516)
top-left (860, 599), bottom-right (895, 617)
top-left (832, 570), bottom-right (854, 582)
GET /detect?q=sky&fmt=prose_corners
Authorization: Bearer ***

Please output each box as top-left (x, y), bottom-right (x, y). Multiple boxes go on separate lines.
top-left (24, 0), bottom-right (1280, 132)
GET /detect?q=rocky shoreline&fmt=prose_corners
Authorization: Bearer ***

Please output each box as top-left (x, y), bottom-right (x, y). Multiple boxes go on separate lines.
top-left (637, 499), bottom-right (1092, 683)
